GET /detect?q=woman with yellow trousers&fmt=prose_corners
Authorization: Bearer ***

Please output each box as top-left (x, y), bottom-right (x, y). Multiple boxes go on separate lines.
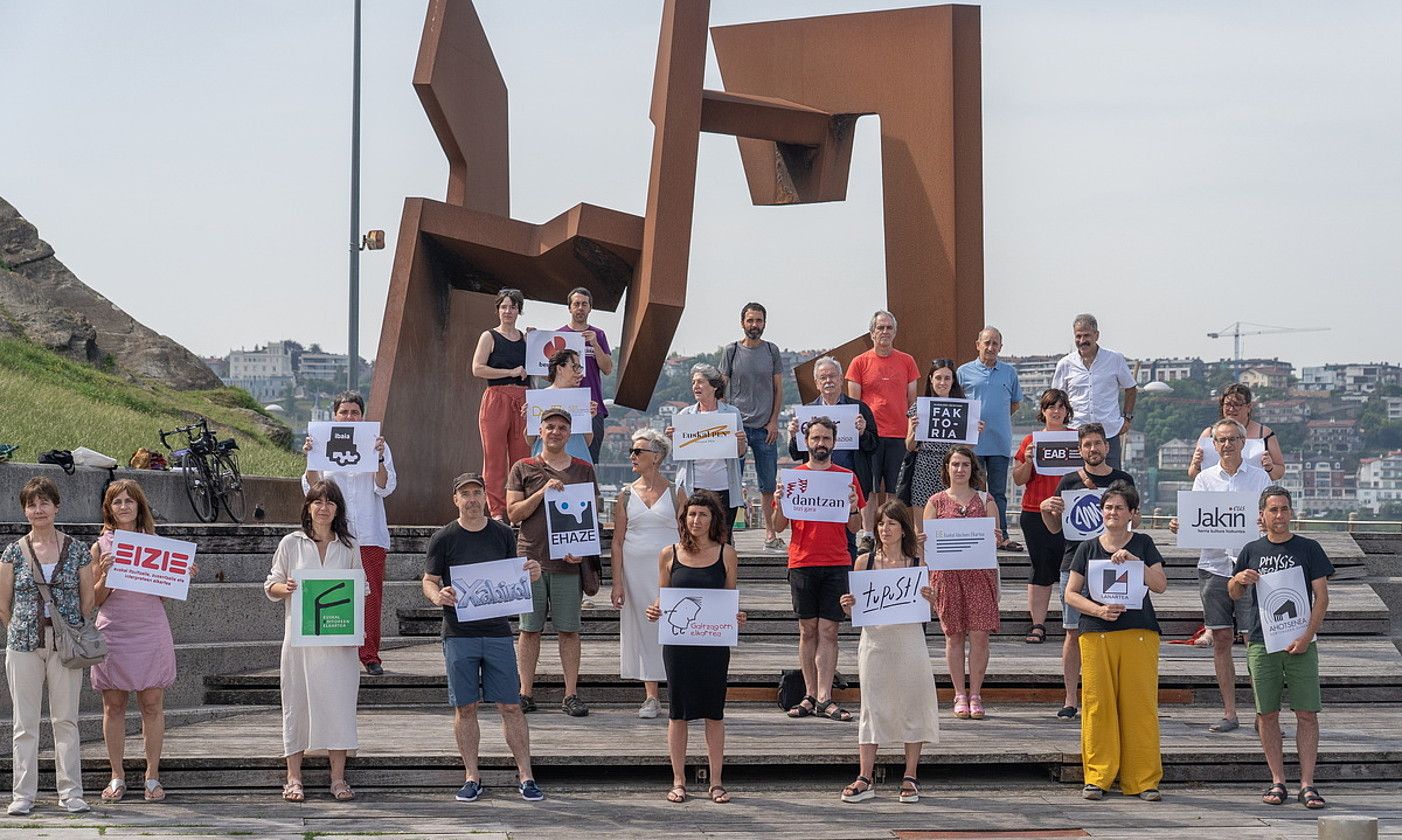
top-left (1063, 481), bottom-right (1168, 801)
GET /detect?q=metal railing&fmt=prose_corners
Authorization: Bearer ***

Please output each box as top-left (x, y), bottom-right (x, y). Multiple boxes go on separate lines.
top-left (1140, 511), bottom-right (1402, 534)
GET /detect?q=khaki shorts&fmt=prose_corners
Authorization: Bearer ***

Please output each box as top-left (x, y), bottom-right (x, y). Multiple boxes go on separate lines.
top-left (518, 571), bottom-right (584, 633)
top-left (1247, 642), bottom-right (1321, 714)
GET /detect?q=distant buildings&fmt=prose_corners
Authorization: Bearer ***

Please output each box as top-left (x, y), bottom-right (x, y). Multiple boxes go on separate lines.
top-left (1157, 438), bottom-right (1196, 472)
top-left (1299, 362), bottom-right (1402, 396)
top-left (1305, 418), bottom-right (1363, 457)
top-left (218, 340), bottom-right (366, 405)
top-left (1358, 451), bottom-right (1402, 512)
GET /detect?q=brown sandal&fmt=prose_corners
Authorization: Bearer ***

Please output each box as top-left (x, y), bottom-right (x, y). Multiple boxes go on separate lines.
top-left (667, 785), bottom-right (687, 803)
top-left (331, 779), bottom-right (355, 801)
top-left (708, 785), bottom-right (730, 803)
top-left (282, 780), bottom-right (304, 802)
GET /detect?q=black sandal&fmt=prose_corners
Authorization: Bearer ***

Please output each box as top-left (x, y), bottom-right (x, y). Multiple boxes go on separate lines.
top-left (1261, 783), bottom-right (1287, 805)
top-left (816, 698), bottom-right (853, 722)
top-left (899, 776), bottom-right (920, 803)
top-left (1025, 623), bottom-right (1047, 644)
top-left (787, 695), bottom-right (817, 718)
top-left (1297, 785), bottom-right (1325, 809)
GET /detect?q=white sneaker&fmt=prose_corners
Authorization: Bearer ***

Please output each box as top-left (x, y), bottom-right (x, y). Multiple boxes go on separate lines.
top-left (60, 797), bottom-right (90, 813)
top-left (638, 697), bottom-right (661, 719)
top-left (6, 799), bottom-right (32, 816)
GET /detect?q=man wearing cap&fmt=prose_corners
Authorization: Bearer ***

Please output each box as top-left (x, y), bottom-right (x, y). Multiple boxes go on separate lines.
top-left (423, 472), bottom-right (545, 802)
top-left (507, 407), bottom-right (601, 718)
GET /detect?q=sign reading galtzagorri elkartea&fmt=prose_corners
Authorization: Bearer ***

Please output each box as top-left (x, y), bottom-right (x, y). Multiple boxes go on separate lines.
top-left (291, 568), bottom-right (366, 647)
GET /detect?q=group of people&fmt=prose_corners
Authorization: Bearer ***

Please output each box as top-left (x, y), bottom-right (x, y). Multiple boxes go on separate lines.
top-left (0, 298), bottom-right (1336, 813)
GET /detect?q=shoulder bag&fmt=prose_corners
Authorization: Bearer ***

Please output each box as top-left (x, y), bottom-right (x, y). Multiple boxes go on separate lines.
top-left (22, 534), bottom-right (107, 668)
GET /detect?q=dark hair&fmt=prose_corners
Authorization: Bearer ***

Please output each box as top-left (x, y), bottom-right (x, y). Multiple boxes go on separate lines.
top-left (302, 480), bottom-right (355, 547)
top-left (102, 479), bottom-right (156, 535)
top-left (547, 348), bottom-right (581, 384)
top-left (804, 415), bottom-right (838, 440)
top-left (1100, 480), bottom-right (1139, 512)
top-left (1037, 388), bottom-right (1074, 425)
top-left (567, 287), bottom-right (592, 304)
top-left (332, 390), bottom-right (364, 414)
top-left (1260, 484), bottom-right (1293, 510)
top-left (941, 445), bottom-right (986, 491)
top-left (924, 358), bottom-right (966, 399)
top-left (495, 288), bottom-right (524, 313)
top-left (1077, 422), bottom-right (1108, 444)
top-left (679, 490), bottom-right (727, 551)
top-left (740, 302), bottom-right (767, 319)
top-left (1219, 383), bottom-right (1253, 416)
top-left (873, 501), bottom-right (920, 563)
top-left (19, 476), bottom-right (60, 508)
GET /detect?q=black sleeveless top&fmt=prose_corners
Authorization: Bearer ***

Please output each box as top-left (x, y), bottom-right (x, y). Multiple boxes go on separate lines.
top-left (670, 544), bottom-right (727, 590)
top-left (485, 329), bottom-right (528, 386)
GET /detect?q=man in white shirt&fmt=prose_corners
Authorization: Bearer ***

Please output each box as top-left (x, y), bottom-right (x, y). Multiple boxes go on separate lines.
top-left (1051, 313), bottom-right (1137, 469)
top-left (1172, 418), bottom-right (1272, 733)
top-left (303, 391), bottom-right (397, 675)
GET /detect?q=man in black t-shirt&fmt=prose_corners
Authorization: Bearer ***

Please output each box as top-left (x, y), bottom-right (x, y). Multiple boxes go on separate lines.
top-left (423, 473), bottom-right (544, 803)
top-left (1228, 485), bottom-right (1333, 810)
top-left (1037, 423), bottom-right (1135, 720)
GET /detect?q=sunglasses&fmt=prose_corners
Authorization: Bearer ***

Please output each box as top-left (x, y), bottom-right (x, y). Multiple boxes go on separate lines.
top-left (930, 358), bottom-right (955, 369)
top-left (629, 447), bottom-right (658, 456)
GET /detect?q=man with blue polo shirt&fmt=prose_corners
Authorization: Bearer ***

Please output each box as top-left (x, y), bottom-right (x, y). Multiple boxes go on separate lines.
top-left (958, 326), bottom-right (1024, 550)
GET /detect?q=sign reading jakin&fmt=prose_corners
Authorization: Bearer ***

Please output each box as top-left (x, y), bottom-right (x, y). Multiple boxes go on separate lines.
top-left (1176, 490), bottom-right (1258, 551)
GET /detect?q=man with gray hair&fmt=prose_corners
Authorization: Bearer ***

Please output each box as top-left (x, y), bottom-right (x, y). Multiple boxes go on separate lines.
top-left (788, 357), bottom-right (879, 546)
top-left (846, 310), bottom-right (920, 546)
top-left (1051, 313), bottom-right (1137, 468)
top-left (1172, 417), bottom-right (1272, 733)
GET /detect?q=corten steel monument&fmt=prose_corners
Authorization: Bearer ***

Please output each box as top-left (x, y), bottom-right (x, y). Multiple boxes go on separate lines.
top-left (370, 0), bottom-right (983, 521)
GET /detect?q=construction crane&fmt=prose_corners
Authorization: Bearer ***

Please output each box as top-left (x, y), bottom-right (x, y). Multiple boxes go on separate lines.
top-left (1207, 321), bottom-right (1331, 379)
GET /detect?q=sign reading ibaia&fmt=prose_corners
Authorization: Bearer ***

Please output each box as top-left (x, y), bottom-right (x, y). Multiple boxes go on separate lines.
top-left (847, 566), bottom-right (930, 627)
top-left (1030, 431), bottom-right (1083, 476)
top-left (1086, 559), bottom-right (1147, 608)
top-left (792, 404), bottom-right (860, 451)
top-left (106, 530), bottom-right (196, 601)
top-left (525, 330), bottom-right (586, 376)
top-left (914, 397), bottom-right (981, 444)
top-left (778, 468), bottom-right (852, 524)
top-left (449, 557), bottom-right (535, 622)
top-left (544, 482), bottom-right (601, 559)
top-left (657, 587), bottom-right (740, 647)
top-left (291, 568), bottom-right (366, 647)
top-left (670, 412), bottom-right (739, 461)
top-left (306, 421), bottom-right (381, 473)
top-left (1176, 490), bottom-right (1258, 551)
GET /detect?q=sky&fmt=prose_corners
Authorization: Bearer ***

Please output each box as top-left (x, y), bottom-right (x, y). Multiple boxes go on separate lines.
top-left (2, 0), bottom-right (1400, 369)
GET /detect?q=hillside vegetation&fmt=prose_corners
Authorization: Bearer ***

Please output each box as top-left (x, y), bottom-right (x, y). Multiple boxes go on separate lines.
top-left (0, 338), bottom-right (302, 477)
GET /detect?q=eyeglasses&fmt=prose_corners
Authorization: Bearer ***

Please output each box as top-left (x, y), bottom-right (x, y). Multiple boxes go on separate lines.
top-left (629, 447), bottom-right (657, 456)
top-left (1222, 400), bottom-right (1248, 409)
top-left (1214, 436), bottom-right (1244, 445)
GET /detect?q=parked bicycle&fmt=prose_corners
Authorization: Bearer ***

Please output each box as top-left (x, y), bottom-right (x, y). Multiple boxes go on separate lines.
top-left (159, 417), bottom-right (246, 523)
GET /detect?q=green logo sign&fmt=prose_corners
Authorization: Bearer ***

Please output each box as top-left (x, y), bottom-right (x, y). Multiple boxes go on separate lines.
top-left (301, 578), bottom-right (355, 637)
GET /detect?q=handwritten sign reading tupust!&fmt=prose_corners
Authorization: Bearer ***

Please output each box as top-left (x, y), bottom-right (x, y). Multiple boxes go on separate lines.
top-left (847, 566), bottom-right (931, 627)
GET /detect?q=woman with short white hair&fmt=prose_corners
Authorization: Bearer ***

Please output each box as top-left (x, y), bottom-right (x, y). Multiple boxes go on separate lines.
top-left (667, 364), bottom-right (747, 541)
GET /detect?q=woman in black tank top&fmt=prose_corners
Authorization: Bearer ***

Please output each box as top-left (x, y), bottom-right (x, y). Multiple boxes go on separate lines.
top-left (470, 289), bottom-right (531, 519)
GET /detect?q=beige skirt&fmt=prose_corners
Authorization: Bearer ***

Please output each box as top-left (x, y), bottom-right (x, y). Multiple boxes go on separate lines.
top-left (857, 621), bottom-right (941, 745)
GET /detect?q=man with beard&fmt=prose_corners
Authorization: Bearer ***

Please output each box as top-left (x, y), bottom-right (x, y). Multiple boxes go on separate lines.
top-left (1051, 314), bottom-right (1137, 469)
top-left (1040, 423), bottom-right (1135, 720)
top-left (720, 302), bottom-right (785, 549)
top-left (772, 417), bottom-right (866, 722)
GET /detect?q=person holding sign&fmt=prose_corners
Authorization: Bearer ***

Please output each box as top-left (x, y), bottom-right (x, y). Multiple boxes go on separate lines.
top-left (669, 364), bottom-right (747, 542)
top-left (302, 390), bottom-right (396, 676)
top-left (904, 359), bottom-right (980, 518)
top-left (471, 288), bottom-right (531, 519)
top-left (0, 477), bottom-right (97, 816)
top-left (957, 327), bottom-right (1025, 551)
top-left (645, 491), bottom-right (744, 804)
top-left (1064, 482), bottom-right (1168, 801)
top-left (611, 429), bottom-right (684, 719)
top-left (847, 310), bottom-right (921, 542)
top-left (422, 473), bottom-right (546, 803)
top-left (557, 287), bottom-right (613, 462)
top-left (1171, 418), bottom-right (1272, 734)
top-left (1012, 389), bottom-right (1073, 646)
top-left (525, 347), bottom-right (597, 463)
top-left (836, 502), bottom-right (939, 804)
top-left (925, 446), bottom-right (1002, 721)
top-left (1051, 313), bottom-right (1137, 469)
top-left (1040, 423), bottom-right (1135, 720)
top-left (1188, 384), bottom-right (1285, 481)
top-left (1228, 486), bottom-right (1333, 810)
top-left (787, 356), bottom-right (879, 509)
top-left (90, 480), bottom-right (187, 803)
top-left (773, 418), bottom-right (865, 723)
top-left (264, 481), bottom-right (363, 802)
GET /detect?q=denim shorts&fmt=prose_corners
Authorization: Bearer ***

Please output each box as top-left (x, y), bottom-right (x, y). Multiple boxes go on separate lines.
top-left (443, 636), bottom-right (520, 707)
top-left (1059, 569), bottom-right (1082, 630)
top-left (744, 426), bottom-right (778, 493)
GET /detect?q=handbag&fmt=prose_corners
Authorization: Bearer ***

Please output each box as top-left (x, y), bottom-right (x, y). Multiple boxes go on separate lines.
top-left (895, 449), bottom-right (918, 507)
top-left (579, 554), bottom-right (603, 597)
top-left (22, 534), bottom-right (108, 668)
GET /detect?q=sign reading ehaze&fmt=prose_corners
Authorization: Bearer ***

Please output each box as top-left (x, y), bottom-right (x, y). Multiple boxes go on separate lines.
top-left (670, 412), bottom-right (739, 461)
top-left (1061, 489), bottom-right (1106, 541)
top-left (792, 404), bottom-right (860, 452)
top-left (1257, 565), bottom-right (1310, 654)
top-left (778, 468), bottom-right (852, 524)
top-left (544, 482), bottom-right (601, 559)
top-left (524, 387), bottom-right (592, 436)
top-left (914, 397), bottom-right (981, 444)
top-left (291, 568), bottom-right (366, 647)
top-left (306, 421), bottom-right (381, 473)
top-left (924, 517), bottom-right (998, 570)
top-left (106, 530), bottom-right (196, 601)
top-left (847, 566), bottom-right (931, 627)
top-left (1086, 559), bottom-right (1147, 609)
top-left (449, 557), bottom-right (535, 622)
top-left (658, 587), bottom-right (740, 647)
top-left (525, 330), bottom-right (586, 377)
top-left (1031, 431), bottom-right (1083, 476)
top-left (1175, 490), bottom-right (1258, 551)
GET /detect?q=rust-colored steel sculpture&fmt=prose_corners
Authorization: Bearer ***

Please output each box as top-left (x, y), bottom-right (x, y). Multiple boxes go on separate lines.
top-left (371, 0), bottom-right (982, 521)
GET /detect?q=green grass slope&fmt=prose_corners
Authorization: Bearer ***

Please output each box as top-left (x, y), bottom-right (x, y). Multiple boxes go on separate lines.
top-left (0, 338), bottom-right (302, 477)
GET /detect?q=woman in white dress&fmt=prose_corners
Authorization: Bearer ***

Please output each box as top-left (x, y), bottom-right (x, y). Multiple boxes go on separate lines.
top-left (265, 480), bottom-right (362, 802)
top-left (611, 428), bottom-right (684, 719)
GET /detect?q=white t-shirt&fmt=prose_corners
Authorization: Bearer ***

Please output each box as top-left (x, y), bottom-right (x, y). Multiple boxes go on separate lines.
top-left (691, 458), bottom-right (730, 493)
top-left (1192, 462), bottom-right (1272, 577)
top-left (40, 563), bottom-right (56, 617)
top-left (1052, 346), bottom-right (1136, 436)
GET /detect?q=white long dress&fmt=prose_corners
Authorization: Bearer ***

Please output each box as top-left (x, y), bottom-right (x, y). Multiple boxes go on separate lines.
top-left (265, 531), bottom-right (362, 757)
top-left (618, 485), bottom-right (677, 682)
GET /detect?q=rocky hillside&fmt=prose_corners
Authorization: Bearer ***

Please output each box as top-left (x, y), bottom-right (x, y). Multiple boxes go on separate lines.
top-left (0, 196), bottom-right (222, 390)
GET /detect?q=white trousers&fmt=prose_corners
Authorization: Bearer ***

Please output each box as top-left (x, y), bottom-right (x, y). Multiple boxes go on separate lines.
top-left (5, 638), bottom-right (84, 802)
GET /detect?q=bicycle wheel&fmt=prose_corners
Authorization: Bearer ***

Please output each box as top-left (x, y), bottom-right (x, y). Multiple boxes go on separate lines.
top-left (215, 451), bottom-right (247, 523)
top-left (182, 455), bottom-right (218, 523)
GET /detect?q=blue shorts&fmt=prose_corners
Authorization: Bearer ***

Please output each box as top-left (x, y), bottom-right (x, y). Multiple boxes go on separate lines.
top-left (443, 636), bottom-right (521, 707)
top-left (744, 426), bottom-right (778, 493)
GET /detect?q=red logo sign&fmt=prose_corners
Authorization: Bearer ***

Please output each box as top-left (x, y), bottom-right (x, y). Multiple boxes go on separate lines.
top-left (542, 335), bottom-right (567, 361)
top-left (113, 541), bottom-right (191, 576)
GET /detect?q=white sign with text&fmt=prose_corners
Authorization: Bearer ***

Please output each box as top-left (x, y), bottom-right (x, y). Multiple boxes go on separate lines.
top-left (1257, 565), bottom-right (1311, 654)
top-left (1031, 431), bottom-right (1084, 476)
top-left (778, 468), bottom-right (852, 524)
top-left (847, 566), bottom-right (931, 627)
top-left (793, 404), bottom-right (860, 451)
top-left (524, 387), bottom-right (592, 436)
top-left (449, 557), bottom-right (535, 623)
top-left (306, 421), bottom-right (381, 473)
top-left (658, 587), bottom-right (740, 647)
top-left (671, 412), bottom-right (740, 461)
top-left (525, 330), bottom-right (586, 377)
top-left (106, 530), bottom-right (197, 601)
top-left (924, 517), bottom-right (999, 570)
top-left (914, 397), bottom-right (981, 444)
top-left (544, 483), bottom-right (601, 559)
top-left (1176, 490), bottom-right (1258, 551)
top-left (1086, 559), bottom-right (1148, 609)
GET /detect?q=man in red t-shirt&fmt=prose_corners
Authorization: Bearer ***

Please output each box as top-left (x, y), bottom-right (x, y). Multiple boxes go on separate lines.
top-left (845, 310), bottom-right (920, 547)
top-left (772, 417), bottom-right (865, 722)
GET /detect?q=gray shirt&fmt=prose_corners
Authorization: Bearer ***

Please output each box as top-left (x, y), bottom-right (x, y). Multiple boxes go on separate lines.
top-left (721, 340), bottom-right (783, 428)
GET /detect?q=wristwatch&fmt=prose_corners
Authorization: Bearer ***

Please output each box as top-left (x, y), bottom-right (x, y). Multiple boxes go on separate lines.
top-left (1122, 413), bottom-right (1134, 422)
